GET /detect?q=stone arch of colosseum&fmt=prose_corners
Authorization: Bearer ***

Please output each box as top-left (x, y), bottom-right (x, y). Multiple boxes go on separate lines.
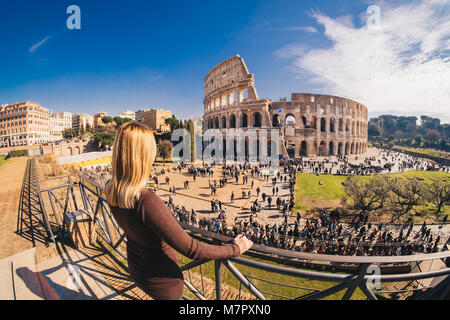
top-left (203, 55), bottom-right (368, 159)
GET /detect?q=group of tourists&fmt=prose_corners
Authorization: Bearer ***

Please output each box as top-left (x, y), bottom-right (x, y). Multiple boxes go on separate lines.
top-left (290, 149), bottom-right (449, 176)
top-left (79, 146), bottom-right (449, 257)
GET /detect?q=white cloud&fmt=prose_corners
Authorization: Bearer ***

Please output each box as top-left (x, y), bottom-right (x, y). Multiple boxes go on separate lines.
top-left (277, 0), bottom-right (450, 122)
top-left (275, 43), bottom-right (308, 59)
top-left (274, 26), bottom-right (318, 33)
top-left (29, 35), bottom-right (52, 53)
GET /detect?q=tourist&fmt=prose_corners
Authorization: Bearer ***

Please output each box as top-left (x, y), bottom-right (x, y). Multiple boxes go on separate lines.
top-left (106, 122), bottom-right (253, 300)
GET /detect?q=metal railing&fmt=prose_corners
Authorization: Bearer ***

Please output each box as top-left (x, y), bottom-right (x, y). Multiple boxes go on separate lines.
top-left (33, 159), bottom-right (450, 300)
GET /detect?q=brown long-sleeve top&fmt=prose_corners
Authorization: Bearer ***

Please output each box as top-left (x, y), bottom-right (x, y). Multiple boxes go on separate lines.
top-left (109, 189), bottom-right (240, 300)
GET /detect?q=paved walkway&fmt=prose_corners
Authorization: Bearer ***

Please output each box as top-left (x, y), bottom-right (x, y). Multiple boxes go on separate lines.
top-left (0, 157), bottom-right (34, 259)
top-left (154, 164), bottom-right (292, 227)
top-left (0, 246), bottom-right (122, 300)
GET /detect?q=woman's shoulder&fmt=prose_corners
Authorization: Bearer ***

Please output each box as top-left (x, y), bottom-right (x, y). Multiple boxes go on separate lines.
top-left (139, 188), bottom-right (159, 203)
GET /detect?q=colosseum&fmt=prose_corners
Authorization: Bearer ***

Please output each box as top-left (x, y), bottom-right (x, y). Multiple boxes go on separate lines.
top-left (203, 55), bottom-right (368, 159)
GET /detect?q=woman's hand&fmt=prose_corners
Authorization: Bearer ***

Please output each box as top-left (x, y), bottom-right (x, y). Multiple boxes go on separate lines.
top-left (233, 234), bottom-right (253, 254)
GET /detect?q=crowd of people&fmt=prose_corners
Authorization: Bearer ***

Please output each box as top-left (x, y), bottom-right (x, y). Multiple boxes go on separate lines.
top-left (79, 147), bottom-right (449, 257)
top-left (292, 149), bottom-right (449, 176)
top-left (168, 201), bottom-right (449, 256)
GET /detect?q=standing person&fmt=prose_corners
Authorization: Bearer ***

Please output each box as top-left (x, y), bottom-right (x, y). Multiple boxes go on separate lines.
top-left (106, 123), bottom-right (253, 300)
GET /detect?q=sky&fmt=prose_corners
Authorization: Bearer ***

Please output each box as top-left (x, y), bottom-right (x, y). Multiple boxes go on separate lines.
top-left (0, 0), bottom-right (449, 122)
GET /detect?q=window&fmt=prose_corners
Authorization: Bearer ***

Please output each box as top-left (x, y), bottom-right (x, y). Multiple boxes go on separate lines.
top-left (311, 96), bottom-right (315, 102)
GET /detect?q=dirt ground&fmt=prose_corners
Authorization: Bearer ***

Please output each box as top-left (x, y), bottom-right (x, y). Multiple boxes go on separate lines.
top-left (0, 157), bottom-right (34, 259)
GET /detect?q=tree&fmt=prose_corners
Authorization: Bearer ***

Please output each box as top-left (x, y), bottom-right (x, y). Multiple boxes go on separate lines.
top-left (62, 128), bottom-right (76, 140)
top-left (93, 132), bottom-right (116, 150)
top-left (426, 129), bottom-right (441, 143)
top-left (368, 121), bottom-right (381, 137)
top-left (421, 115), bottom-right (440, 130)
top-left (187, 119), bottom-right (195, 163)
top-left (102, 116), bottom-right (114, 124)
top-left (425, 180), bottom-right (450, 214)
top-left (386, 178), bottom-right (427, 222)
top-left (114, 116), bottom-right (125, 125)
top-left (342, 175), bottom-right (390, 215)
top-left (79, 124), bottom-right (86, 136)
top-left (394, 130), bottom-right (404, 139)
top-left (376, 118), bottom-right (385, 138)
top-left (165, 117), bottom-right (180, 133)
top-left (113, 116), bottom-right (133, 128)
top-left (413, 135), bottom-right (422, 147)
top-left (158, 140), bottom-right (173, 162)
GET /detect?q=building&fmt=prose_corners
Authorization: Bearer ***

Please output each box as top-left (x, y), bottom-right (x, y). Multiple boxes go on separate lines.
top-left (49, 112), bottom-right (72, 142)
top-left (41, 140), bottom-right (90, 157)
top-left (119, 110), bottom-right (136, 121)
top-left (203, 55), bottom-right (368, 159)
top-left (72, 113), bottom-right (94, 135)
top-left (0, 102), bottom-right (50, 148)
top-left (136, 109), bottom-right (173, 132)
top-left (93, 112), bottom-right (109, 131)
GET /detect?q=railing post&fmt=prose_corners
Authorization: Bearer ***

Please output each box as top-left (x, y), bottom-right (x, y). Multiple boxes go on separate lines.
top-left (215, 259), bottom-right (222, 300)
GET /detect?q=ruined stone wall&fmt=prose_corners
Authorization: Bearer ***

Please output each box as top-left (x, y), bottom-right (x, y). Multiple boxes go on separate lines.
top-left (271, 93), bottom-right (368, 157)
top-left (203, 56), bottom-right (368, 159)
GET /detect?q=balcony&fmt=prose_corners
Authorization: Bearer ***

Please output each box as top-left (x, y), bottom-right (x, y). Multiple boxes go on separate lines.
top-left (21, 158), bottom-right (450, 300)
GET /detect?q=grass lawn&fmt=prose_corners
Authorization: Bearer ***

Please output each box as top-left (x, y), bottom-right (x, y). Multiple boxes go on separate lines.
top-left (395, 145), bottom-right (450, 160)
top-left (0, 155), bottom-right (7, 168)
top-left (293, 171), bottom-right (450, 219)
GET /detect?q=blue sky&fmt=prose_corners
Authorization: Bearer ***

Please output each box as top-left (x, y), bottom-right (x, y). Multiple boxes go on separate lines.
top-left (0, 0), bottom-right (449, 122)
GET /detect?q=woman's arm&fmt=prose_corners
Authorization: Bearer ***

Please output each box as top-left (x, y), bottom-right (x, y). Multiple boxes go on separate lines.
top-left (138, 190), bottom-right (242, 260)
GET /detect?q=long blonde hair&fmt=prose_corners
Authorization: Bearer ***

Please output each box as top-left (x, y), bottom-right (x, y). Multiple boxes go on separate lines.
top-left (105, 122), bottom-right (156, 209)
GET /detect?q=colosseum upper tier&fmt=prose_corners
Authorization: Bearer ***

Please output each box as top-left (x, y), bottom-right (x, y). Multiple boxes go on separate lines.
top-left (203, 55), bottom-right (368, 158)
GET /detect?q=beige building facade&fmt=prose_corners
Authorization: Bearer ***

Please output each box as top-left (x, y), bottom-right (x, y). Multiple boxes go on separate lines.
top-left (49, 112), bottom-right (72, 142)
top-left (203, 55), bottom-right (368, 159)
top-left (137, 109), bottom-right (173, 132)
top-left (0, 102), bottom-right (50, 147)
top-left (119, 110), bottom-right (136, 121)
top-left (93, 112), bottom-right (109, 131)
top-left (72, 113), bottom-right (94, 135)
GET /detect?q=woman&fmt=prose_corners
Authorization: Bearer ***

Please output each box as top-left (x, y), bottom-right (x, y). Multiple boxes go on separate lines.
top-left (105, 122), bottom-right (253, 300)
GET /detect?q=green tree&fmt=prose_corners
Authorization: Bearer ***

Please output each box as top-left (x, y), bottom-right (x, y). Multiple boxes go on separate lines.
top-left (86, 122), bottom-right (93, 133)
top-left (165, 117), bottom-right (180, 132)
top-left (187, 119), bottom-right (195, 163)
top-left (93, 132), bottom-right (116, 150)
top-left (62, 128), bottom-right (76, 140)
top-left (102, 116), bottom-right (114, 124)
top-left (113, 116), bottom-right (133, 127)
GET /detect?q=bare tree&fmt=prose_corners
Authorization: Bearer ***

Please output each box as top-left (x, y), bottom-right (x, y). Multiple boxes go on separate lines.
top-left (342, 175), bottom-right (390, 215)
top-left (387, 178), bottom-right (427, 222)
top-left (376, 118), bottom-right (385, 139)
top-left (426, 180), bottom-right (450, 214)
top-left (158, 140), bottom-right (173, 164)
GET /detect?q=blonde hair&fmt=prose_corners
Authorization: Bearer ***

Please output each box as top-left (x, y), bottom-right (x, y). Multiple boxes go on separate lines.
top-left (105, 122), bottom-right (157, 209)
